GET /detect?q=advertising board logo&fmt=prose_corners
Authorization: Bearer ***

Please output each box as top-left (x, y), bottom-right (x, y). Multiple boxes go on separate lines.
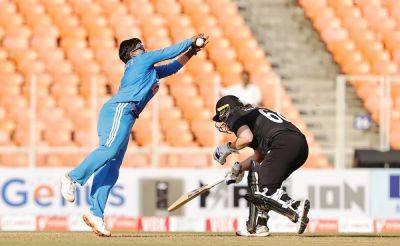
top-left (375, 219), bottom-right (400, 232)
top-left (307, 219), bottom-right (338, 233)
top-left (205, 218), bottom-right (238, 232)
top-left (200, 182), bottom-right (248, 208)
top-left (308, 182), bottom-right (365, 211)
top-left (0, 215), bottom-right (36, 231)
top-left (389, 175), bottom-right (400, 199)
top-left (141, 217), bottom-right (169, 232)
top-left (36, 216), bottom-right (68, 231)
top-left (0, 178), bottom-right (125, 208)
top-left (140, 178), bottom-right (183, 216)
top-left (105, 216), bottom-right (141, 231)
top-left (200, 181), bottom-right (289, 209)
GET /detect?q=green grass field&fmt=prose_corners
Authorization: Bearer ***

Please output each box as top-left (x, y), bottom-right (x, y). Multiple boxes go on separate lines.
top-left (0, 232), bottom-right (399, 246)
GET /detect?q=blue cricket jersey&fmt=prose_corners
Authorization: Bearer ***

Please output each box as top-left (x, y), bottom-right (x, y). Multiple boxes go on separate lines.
top-left (109, 39), bottom-right (193, 115)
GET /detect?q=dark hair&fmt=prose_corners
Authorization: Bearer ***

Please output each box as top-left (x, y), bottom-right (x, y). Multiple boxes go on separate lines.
top-left (240, 104), bottom-right (253, 110)
top-left (119, 38), bottom-right (142, 63)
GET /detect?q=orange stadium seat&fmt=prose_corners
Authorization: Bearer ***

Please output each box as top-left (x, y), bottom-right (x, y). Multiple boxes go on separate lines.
top-left (0, 153), bottom-right (29, 167)
top-left (0, 118), bottom-right (14, 143)
top-left (162, 153), bottom-right (210, 167)
top-left (164, 72), bottom-right (193, 86)
top-left (123, 153), bottom-right (149, 167)
top-left (74, 129), bottom-right (93, 147)
top-left (0, 0), bottom-right (330, 167)
top-left (133, 118), bottom-right (152, 146)
top-left (13, 125), bottom-right (30, 147)
top-left (0, 128), bottom-right (11, 146)
top-left (42, 153), bottom-right (87, 167)
top-left (69, 108), bottom-right (92, 131)
top-left (191, 120), bottom-right (215, 147)
top-left (301, 0), bottom-right (400, 151)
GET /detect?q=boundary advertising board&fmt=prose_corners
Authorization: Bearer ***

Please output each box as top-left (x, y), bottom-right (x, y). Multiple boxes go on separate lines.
top-left (0, 168), bottom-right (397, 232)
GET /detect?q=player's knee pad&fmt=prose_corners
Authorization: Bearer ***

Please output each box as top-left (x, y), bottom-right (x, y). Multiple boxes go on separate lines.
top-left (246, 161), bottom-right (264, 233)
top-left (245, 193), bottom-right (299, 223)
top-left (266, 188), bottom-right (300, 211)
top-left (245, 188), bottom-right (300, 223)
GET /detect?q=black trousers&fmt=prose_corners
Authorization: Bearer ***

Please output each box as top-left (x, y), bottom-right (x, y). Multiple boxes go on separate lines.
top-left (257, 131), bottom-right (309, 190)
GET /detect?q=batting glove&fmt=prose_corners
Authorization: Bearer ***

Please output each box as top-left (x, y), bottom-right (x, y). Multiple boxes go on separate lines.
top-left (225, 162), bottom-right (244, 185)
top-left (213, 142), bottom-right (237, 165)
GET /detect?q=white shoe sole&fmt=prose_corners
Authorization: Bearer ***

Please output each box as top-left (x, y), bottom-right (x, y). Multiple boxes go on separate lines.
top-left (298, 199), bottom-right (310, 234)
top-left (236, 231), bottom-right (270, 237)
top-left (82, 214), bottom-right (111, 237)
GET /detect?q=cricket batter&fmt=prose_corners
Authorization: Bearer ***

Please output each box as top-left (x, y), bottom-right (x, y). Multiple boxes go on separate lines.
top-left (60, 34), bottom-right (209, 236)
top-left (212, 95), bottom-right (310, 236)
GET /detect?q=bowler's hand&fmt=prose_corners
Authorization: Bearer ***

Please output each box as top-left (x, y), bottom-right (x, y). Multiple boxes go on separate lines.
top-left (190, 33), bottom-right (209, 54)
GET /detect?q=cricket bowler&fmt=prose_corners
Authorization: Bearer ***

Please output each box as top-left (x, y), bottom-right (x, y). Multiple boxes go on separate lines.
top-left (60, 34), bottom-right (209, 236)
top-left (212, 95), bottom-right (310, 236)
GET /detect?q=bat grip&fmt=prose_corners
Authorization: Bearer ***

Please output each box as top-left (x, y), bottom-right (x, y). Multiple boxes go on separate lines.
top-left (232, 162), bottom-right (241, 177)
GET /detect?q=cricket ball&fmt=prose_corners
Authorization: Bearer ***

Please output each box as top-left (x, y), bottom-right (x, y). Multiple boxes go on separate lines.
top-left (195, 38), bottom-right (205, 47)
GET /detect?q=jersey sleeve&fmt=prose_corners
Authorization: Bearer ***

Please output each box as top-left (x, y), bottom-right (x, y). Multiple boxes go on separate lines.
top-left (155, 60), bottom-right (183, 78)
top-left (226, 110), bottom-right (248, 135)
top-left (140, 39), bottom-right (192, 65)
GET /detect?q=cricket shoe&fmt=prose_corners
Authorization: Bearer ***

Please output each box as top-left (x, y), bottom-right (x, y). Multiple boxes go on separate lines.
top-left (83, 212), bottom-right (111, 237)
top-left (60, 173), bottom-right (76, 203)
top-left (296, 199), bottom-right (310, 234)
top-left (236, 225), bottom-right (269, 237)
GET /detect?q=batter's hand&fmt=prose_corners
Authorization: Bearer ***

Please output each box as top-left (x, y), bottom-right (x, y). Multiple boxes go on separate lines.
top-left (213, 142), bottom-right (237, 165)
top-left (225, 162), bottom-right (244, 185)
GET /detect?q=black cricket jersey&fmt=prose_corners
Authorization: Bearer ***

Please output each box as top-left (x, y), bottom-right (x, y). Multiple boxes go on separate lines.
top-left (226, 107), bottom-right (302, 153)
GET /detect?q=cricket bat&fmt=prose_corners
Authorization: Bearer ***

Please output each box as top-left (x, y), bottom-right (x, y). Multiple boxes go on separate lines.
top-left (167, 177), bottom-right (225, 212)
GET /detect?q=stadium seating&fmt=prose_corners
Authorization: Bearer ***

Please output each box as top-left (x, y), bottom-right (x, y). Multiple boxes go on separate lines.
top-left (299, 0), bottom-right (400, 150)
top-left (0, 0), bottom-right (328, 168)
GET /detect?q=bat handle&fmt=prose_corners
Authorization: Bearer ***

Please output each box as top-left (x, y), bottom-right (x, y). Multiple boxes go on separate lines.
top-left (210, 178), bottom-right (226, 188)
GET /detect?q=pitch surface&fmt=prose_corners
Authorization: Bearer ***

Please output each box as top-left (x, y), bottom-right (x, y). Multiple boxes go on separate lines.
top-left (0, 232), bottom-right (398, 246)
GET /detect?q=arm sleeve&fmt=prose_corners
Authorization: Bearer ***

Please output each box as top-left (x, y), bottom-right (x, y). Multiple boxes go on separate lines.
top-left (141, 39), bottom-right (192, 65)
top-left (155, 60), bottom-right (183, 79)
